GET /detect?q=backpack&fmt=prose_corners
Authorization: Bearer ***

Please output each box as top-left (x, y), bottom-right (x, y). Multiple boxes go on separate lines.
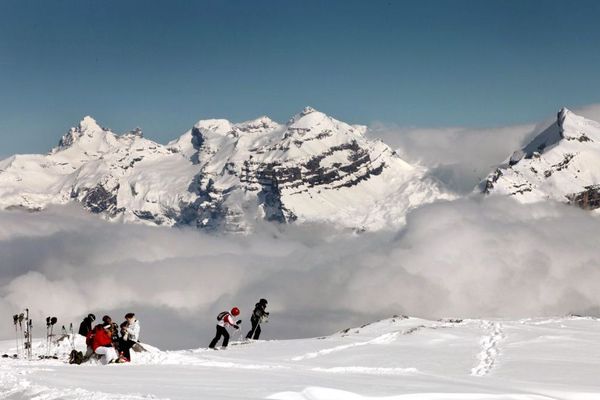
top-left (69, 349), bottom-right (84, 365)
top-left (216, 311), bottom-right (229, 321)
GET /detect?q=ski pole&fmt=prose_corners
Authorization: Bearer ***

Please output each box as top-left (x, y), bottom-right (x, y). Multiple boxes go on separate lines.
top-left (25, 309), bottom-right (32, 360)
top-left (29, 319), bottom-right (33, 359)
top-left (13, 315), bottom-right (19, 356)
top-left (249, 321), bottom-right (260, 339)
top-left (46, 316), bottom-right (51, 357)
top-left (48, 317), bottom-right (57, 357)
top-left (28, 313), bottom-right (33, 359)
top-left (69, 323), bottom-right (74, 350)
top-left (18, 314), bottom-right (24, 357)
top-left (232, 327), bottom-right (243, 343)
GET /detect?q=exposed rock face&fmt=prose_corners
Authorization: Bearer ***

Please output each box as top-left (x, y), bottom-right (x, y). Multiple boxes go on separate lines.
top-left (481, 108), bottom-right (600, 211)
top-left (567, 185), bottom-right (600, 210)
top-left (169, 107), bottom-right (451, 231)
top-left (0, 108), bottom-right (452, 231)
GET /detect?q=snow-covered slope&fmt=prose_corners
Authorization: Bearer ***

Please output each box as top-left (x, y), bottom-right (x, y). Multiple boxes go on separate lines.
top-left (0, 108), bottom-right (451, 231)
top-left (1, 316), bottom-right (599, 399)
top-left (174, 107), bottom-right (451, 231)
top-left (482, 108), bottom-right (600, 210)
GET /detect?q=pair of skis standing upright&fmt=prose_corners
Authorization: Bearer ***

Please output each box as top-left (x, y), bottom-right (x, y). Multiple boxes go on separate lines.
top-left (11, 309), bottom-right (33, 359)
top-left (43, 316), bottom-right (75, 359)
top-left (8, 310), bottom-right (77, 360)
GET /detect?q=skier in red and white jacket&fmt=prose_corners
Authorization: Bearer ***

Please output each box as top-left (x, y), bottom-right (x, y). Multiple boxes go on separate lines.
top-left (209, 307), bottom-right (241, 349)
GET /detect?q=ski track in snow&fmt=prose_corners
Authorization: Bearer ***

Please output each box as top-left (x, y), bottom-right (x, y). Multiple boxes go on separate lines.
top-left (168, 358), bottom-right (290, 370)
top-left (267, 387), bottom-right (560, 400)
top-left (311, 366), bottom-right (419, 375)
top-left (291, 322), bottom-right (455, 362)
top-left (291, 332), bottom-right (401, 361)
top-left (471, 321), bottom-right (505, 377)
top-left (132, 347), bottom-right (290, 370)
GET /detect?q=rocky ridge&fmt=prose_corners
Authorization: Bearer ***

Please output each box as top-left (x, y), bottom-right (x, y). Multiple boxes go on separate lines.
top-left (0, 108), bottom-right (451, 231)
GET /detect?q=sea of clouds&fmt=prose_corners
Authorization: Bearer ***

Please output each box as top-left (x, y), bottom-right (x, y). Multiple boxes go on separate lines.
top-left (1, 196), bottom-right (599, 349)
top-left (1, 105), bottom-right (600, 349)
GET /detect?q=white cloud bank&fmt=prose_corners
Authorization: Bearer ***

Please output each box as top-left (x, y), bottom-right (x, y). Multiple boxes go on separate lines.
top-left (1, 196), bottom-right (599, 350)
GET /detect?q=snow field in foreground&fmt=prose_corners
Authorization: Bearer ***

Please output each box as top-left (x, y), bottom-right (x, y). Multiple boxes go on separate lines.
top-left (0, 316), bottom-right (599, 399)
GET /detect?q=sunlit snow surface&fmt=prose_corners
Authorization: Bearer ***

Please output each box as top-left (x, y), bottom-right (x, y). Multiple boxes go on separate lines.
top-left (1, 317), bottom-right (598, 399)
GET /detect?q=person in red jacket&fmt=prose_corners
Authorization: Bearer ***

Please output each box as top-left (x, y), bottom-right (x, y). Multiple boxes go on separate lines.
top-left (209, 307), bottom-right (241, 349)
top-left (92, 324), bottom-right (118, 364)
top-left (84, 323), bottom-right (100, 360)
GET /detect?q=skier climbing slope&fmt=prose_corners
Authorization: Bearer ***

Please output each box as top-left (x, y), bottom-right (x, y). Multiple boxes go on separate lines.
top-left (246, 298), bottom-right (269, 340)
top-left (209, 307), bottom-right (241, 349)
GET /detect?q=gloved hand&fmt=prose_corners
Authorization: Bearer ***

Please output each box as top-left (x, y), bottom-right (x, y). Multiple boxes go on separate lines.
top-left (236, 320), bottom-right (242, 324)
top-left (234, 325), bottom-right (239, 330)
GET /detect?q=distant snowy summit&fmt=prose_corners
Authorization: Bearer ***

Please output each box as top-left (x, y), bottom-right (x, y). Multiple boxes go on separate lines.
top-left (0, 107), bottom-right (452, 231)
top-left (482, 108), bottom-right (600, 211)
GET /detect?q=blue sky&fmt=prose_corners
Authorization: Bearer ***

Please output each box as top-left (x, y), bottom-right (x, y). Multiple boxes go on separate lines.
top-left (1, 0), bottom-right (600, 154)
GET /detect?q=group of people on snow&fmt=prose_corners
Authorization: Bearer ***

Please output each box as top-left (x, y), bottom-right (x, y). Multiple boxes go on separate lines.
top-left (73, 298), bottom-right (269, 364)
top-left (77, 312), bottom-right (140, 364)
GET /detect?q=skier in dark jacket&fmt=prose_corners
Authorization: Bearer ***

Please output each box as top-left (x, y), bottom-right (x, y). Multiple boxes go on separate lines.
top-left (78, 314), bottom-right (96, 336)
top-left (246, 299), bottom-right (269, 340)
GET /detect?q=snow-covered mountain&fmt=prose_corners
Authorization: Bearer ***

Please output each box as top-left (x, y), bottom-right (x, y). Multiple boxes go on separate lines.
top-left (0, 116), bottom-right (199, 225)
top-left (0, 108), bottom-right (451, 231)
top-left (482, 108), bottom-right (600, 210)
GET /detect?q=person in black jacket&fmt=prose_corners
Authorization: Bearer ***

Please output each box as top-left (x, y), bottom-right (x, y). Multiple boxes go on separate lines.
top-left (246, 299), bottom-right (269, 340)
top-left (78, 314), bottom-right (96, 336)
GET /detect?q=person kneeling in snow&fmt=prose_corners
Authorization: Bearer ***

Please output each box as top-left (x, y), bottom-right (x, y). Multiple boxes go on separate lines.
top-left (92, 323), bottom-right (119, 364)
top-left (209, 307), bottom-right (241, 350)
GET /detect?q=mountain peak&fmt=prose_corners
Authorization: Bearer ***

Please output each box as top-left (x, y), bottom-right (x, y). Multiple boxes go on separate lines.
top-left (192, 116), bottom-right (281, 139)
top-left (77, 115), bottom-right (105, 133)
top-left (289, 105), bottom-right (320, 119)
top-left (55, 116), bottom-right (102, 150)
top-left (234, 116), bottom-right (281, 134)
top-left (482, 108), bottom-right (600, 208)
top-left (243, 115), bottom-right (275, 125)
top-left (301, 106), bottom-right (317, 115)
top-left (287, 106), bottom-right (331, 128)
top-left (557, 107), bottom-right (573, 130)
top-left (124, 127), bottom-right (143, 138)
top-left (194, 119), bottom-right (233, 135)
